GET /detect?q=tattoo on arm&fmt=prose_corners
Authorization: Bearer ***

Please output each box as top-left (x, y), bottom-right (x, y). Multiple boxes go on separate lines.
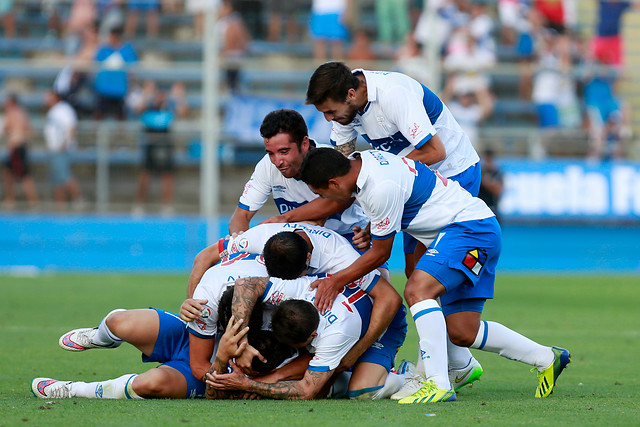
top-left (232, 277), bottom-right (269, 330)
top-left (205, 355), bottom-right (231, 399)
top-left (245, 370), bottom-right (330, 400)
top-left (334, 139), bottom-right (356, 157)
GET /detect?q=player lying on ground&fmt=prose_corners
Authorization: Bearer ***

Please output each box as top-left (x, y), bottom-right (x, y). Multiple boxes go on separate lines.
top-left (31, 302), bottom-right (290, 399)
top-left (299, 148), bottom-right (571, 403)
top-left (207, 274), bottom-right (409, 400)
top-left (184, 229), bottom-right (408, 399)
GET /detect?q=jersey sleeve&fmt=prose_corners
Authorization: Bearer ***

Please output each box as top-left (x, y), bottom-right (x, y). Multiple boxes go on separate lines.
top-left (238, 157), bottom-right (272, 211)
top-left (329, 122), bottom-right (358, 147)
top-left (382, 85), bottom-right (437, 150)
top-left (187, 286), bottom-right (220, 339)
top-left (365, 179), bottom-right (405, 240)
top-left (308, 331), bottom-right (359, 372)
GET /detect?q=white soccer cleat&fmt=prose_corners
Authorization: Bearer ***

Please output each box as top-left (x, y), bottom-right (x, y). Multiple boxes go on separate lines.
top-left (31, 378), bottom-right (74, 399)
top-left (58, 327), bottom-right (118, 351)
top-left (449, 357), bottom-right (483, 392)
top-left (397, 360), bottom-right (416, 376)
top-left (390, 375), bottom-right (427, 400)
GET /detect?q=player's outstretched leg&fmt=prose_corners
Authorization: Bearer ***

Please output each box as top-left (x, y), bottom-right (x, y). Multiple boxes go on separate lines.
top-left (468, 320), bottom-right (570, 398)
top-left (59, 308), bottom-right (126, 351)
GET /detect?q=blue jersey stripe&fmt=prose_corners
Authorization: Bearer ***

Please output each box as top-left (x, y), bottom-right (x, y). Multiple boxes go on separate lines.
top-left (308, 365), bottom-right (331, 372)
top-left (372, 232), bottom-right (396, 240)
top-left (261, 280), bottom-right (273, 302)
top-left (420, 83), bottom-right (443, 123)
top-left (187, 328), bottom-right (214, 339)
top-left (401, 162), bottom-right (437, 228)
top-left (238, 202), bottom-right (250, 211)
top-left (361, 131), bottom-right (411, 155)
top-left (414, 133), bottom-right (433, 149)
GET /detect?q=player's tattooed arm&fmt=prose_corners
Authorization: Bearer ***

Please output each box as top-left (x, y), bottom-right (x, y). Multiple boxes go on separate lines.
top-left (204, 354), bottom-right (233, 399)
top-left (231, 276), bottom-right (269, 330)
top-left (208, 364), bottom-right (332, 400)
top-left (333, 139), bottom-right (356, 157)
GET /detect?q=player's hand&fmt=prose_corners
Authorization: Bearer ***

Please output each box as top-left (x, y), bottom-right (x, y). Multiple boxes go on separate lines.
top-left (234, 343), bottom-right (267, 371)
top-left (310, 277), bottom-right (341, 314)
top-left (206, 360), bottom-right (248, 391)
top-left (258, 215), bottom-right (287, 225)
top-left (217, 315), bottom-right (250, 361)
top-left (179, 298), bottom-right (208, 322)
top-left (351, 226), bottom-right (371, 251)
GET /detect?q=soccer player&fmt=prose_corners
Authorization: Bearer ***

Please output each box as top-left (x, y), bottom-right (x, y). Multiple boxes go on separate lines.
top-left (182, 223), bottom-right (407, 399)
top-left (206, 274), bottom-right (408, 400)
top-left (228, 108), bottom-right (371, 252)
top-left (299, 148), bottom-right (571, 403)
top-left (31, 305), bottom-right (275, 400)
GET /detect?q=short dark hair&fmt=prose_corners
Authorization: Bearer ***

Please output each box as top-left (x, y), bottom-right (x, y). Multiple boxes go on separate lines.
top-left (260, 109), bottom-right (309, 149)
top-left (248, 329), bottom-right (296, 373)
top-left (306, 62), bottom-right (360, 105)
top-left (271, 299), bottom-right (319, 346)
top-left (217, 286), bottom-right (264, 335)
top-left (263, 232), bottom-right (309, 280)
top-left (300, 147), bottom-right (351, 189)
top-left (6, 93), bottom-right (18, 105)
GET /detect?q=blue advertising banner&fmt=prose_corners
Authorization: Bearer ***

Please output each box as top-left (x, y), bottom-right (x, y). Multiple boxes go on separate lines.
top-left (499, 159), bottom-right (640, 220)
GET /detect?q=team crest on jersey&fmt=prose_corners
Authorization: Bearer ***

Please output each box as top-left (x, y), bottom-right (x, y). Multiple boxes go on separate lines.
top-left (200, 307), bottom-right (212, 320)
top-left (409, 122), bottom-right (422, 139)
top-left (95, 384), bottom-right (103, 398)
top-left (373, 217), bottom-right (391, 232)
top-left (195, 318), bottom-right (207, 331)
top-left (462, 249), bottom-right (487, 276)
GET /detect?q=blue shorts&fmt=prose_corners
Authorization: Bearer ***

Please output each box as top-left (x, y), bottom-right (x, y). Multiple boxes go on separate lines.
top-left (403, 163), bottom-right (481, 255)
top-left (356, 305), bottom-right (407, 371)
top-left (50, 152), bottom-right (72, 186)
top-left (415, 217), bottom-right (501, 308)
top-left (310, 13), bottom-right (348, 41)
top-left (142, 308), bottom-right (205, 398)
top-left (441, 298), bottom-right (486, 318)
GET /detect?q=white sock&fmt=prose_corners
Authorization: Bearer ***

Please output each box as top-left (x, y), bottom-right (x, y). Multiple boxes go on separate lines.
top-left (447, 337), bottom-right (475, 370)
top-left (92, 309), bottom-right (125, 347)
top-left (371, 371), bottom-right (407, 400)
top-left (71, 374), bottom-right (142, 399)
top-left (471, 320), bottom-right (554, 370)
top-left (410, 300), bottom-right (450, 390)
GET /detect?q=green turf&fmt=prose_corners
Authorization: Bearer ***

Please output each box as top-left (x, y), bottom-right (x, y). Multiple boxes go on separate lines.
top-left (1, 273), bottom-right (638, 426)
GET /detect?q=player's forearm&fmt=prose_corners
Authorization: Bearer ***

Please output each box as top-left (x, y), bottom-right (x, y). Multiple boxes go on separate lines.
top-left (242, 371), bottom-right (326, 400)
top-left (331, 246), bottom-right (390, 290)
top-left (406, 135), bottom-right (446, 166)
top-left (359, 289), bottom-right (402, 356)
top-left (205, 355), bottom-right (232, 399)
top-left (232, 277), bottom-right (268, 331)
top-left (283, 197), bottom-right (352, 223)
top-left (187, 245), bottom-right (220, 298)
top-left (333, 139), bottom-right (356, 157)
top-left (229, 207), bottom-right (254, 234)
top-left (254, 354), bottom-right (311, 383)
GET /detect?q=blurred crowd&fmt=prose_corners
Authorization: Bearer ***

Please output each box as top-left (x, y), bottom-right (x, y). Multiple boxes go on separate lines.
top-left (0, 0), bottom-right (638, 212)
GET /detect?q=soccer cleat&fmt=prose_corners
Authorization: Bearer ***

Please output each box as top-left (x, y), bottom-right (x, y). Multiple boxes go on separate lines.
top-left (390, 375), bottom-right (426, 400)
top-left (59, 327), bottom-right (118, 351)
top-left (31, 378), bottom-right (74, 399)
top-left (397, 379), bottom-right (456, 404)
top-left (534, 346), bottom-right (571, 398)
top-left (449, 358), bottom-right (483, 392)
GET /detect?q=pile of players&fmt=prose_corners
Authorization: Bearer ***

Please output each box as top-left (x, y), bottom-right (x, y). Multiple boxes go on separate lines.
top-left (32, 63), bottom-right (570, 404)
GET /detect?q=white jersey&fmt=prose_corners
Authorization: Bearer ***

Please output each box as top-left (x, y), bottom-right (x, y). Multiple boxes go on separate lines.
top-left (355, 150), bottom-right (494, 245)
top-left (187, 253), bottom-right (268, 339)
top-left (330, 69), bottom-right (479, 178)
top-left (220, 222), bottom-right (381, 293)
top-left (239, 153), bottom-right (370, 237)
top-left (44, 101), bottom-right (77, 152)
top-left (263, 275), bottom-right (373, 372)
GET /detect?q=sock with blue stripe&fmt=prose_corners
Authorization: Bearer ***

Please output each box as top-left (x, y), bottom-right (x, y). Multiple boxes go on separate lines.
top-left (471, 320), bottom-right (553, 370)
top-left (71, 374), bottom-right (142, 399)
top-left (447, 337), bottom-right (476, 370)
top-left (410, 299), bottom-right (451, 390)
top-left (92, 309), bottom-right (125, 347)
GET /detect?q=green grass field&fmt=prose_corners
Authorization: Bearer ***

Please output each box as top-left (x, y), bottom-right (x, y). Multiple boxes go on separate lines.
top-left (1, 273), bottom-right (638, 426)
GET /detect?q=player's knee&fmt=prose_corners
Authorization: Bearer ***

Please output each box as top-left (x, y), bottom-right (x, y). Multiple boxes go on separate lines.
top-left (403, 280), bottom-right (440, 306)
top-left (105, 310), bottom-right (132, 336)
top-left (447, 327), bottom-right (476, 348)
top-left (131, 373), bottom-right (172, 398)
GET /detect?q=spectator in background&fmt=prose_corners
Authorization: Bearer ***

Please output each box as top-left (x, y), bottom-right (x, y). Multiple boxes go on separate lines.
top-left (1, 94), bottom-right (39, 210)
top-left (394, 32), bottom-right (430, 84)
top-left (219, 0), bottom-right (250, 93)
top-left (444, 76), bottom-right (494, 150)
top-left (497, 0), bottom-right (523, 45)
top-left (131, 81), bottom-right (188, 217)
top-left (97, 0), bottom-right (125, 40)
top-left (64, 0), bottom-right (96, 56)
top-left (266, 0), bottom-right (300, 42)
top-left (124, 0), bottom-right (160, 39)
top-left (43, 90), bottom-right (84, 211)
top-left (93, 25), bottom-right (138, 121)
top-left (376, 0), bottom-right (410, 45)
top-left (185, 0), bottom-right (220, 39)
top-left (347, 29), bottom-right (376, 61)
top-left (0, 0), bottom-right (15, 38)
top-left (590, 1), bottom-right (637, 69)
top-left (309, 0), bottom-right (350, 61)
top-left (478, 149), bottom-right (503, 223)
